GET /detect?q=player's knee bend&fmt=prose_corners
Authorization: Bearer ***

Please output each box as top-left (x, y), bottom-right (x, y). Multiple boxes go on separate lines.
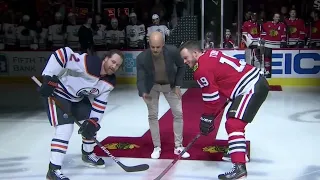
top-left (225, 118), bottom-right (247, 135)
top-left (54, 124), bottom-right (74, 141)
top-left (171, 107), bottom-right (182, 120)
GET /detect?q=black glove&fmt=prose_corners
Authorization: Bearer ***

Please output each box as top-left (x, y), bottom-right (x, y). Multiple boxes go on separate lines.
top-left (280, 42), bottom-right (287, 48)
top-left (39, 75), bottom-right (59, 97)
top-left (199, 114), bottom-right (215, 136)
top-left (78, 118), bottom-right (101, 139)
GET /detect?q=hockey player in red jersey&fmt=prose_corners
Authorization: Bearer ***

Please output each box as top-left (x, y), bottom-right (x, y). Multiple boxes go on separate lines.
top-left (284, 9), bottom-right (305, 48)
top-left (179, 41), bottom-right (269, 180)
top-left (39, 47), bottom-right (124, 180)
top-left (261, 13), bottom-right (287, 78)
top-left (306, 11), bottom-right (320, 48)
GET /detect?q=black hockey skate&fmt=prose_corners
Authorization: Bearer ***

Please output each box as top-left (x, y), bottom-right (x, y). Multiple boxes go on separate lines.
top-left (82, 146), bottom-right (105, 168)
top-left (218, 163), bottom-right (247, 180)
top-left (46, 163), bottom-right (69, 180)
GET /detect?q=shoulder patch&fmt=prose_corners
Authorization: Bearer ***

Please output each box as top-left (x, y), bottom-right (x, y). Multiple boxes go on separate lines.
top-left (193, 63), bottom-right (199, 72)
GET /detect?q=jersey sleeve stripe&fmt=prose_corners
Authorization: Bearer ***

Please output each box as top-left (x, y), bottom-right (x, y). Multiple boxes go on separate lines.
top-left (62, 47), bottom-right (68, 67)
top-left (92, 102), bottom-right (106, 111)
top-left (202, 92), bottom-right (220, 102)
top-left (57, 49), bottom-right (66, 64)
top-left (53, 52), bottom-right (64, 67)
top-left (91, 108), bottom-right (104, 114)
top-left (94, 98), bottom-right (107, 105)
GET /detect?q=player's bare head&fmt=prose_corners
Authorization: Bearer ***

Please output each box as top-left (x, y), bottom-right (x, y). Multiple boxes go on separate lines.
top-left (179, 41), bottom-right (202, 68)
top-left (289, 9), bottom-right (296, 18)
top-left (102, 50), bottom-right (124, 75)
top-left (149, 32), bottom-right (164, 56)
top-left (273, 13), bottom-right (280, 23)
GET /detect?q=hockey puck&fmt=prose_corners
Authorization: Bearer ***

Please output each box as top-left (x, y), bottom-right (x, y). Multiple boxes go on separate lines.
top-left (63, 113), bottom-right (68, 119)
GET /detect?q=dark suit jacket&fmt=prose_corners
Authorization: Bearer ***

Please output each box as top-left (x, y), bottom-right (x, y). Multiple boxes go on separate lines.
top-left (136, 45), bottom-right (186, 97)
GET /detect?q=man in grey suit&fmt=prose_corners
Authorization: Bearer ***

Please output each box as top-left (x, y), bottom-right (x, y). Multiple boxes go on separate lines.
top-left (136, 32), bottom-right (190, 159)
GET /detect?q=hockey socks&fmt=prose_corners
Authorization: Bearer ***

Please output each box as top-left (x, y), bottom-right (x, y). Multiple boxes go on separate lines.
top-left (225, 118), bottom-right (247, 164)
top-left (50, 124), bottom-right (73, 166)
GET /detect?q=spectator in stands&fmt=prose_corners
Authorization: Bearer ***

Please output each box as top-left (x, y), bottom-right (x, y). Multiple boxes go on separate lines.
top-left (92, 13), bottom-right (107, 50)
top-left (280, 6), bottom-right (289, 21)
top-left (16, 15), bottom-right (33, 49)
top-left (106, 18), bottom-right (125, 49)
top-left (223, 29), bottom-right (235, 48)
top-left (3, 10), bottom-right (17, 50)
top-left (285, 9), bottom-right (305, 48)
top-left (307, 10), bottom-right (320, 48)
top-left (126, 13), bottom-right (145, 49)
top-left (78, 14), bottom-right (94, 54)
top-left (66, 12), bottom-right (81, 50)
top-left (146, 14), bottom-right (170, 43)
top-left (30, 19), bottom-right (48, 50)
top-left (48, 12), bottom-right (65, 50)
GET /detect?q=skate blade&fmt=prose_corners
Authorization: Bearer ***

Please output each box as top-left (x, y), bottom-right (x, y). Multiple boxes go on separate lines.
top-left (83, 162), bottom-right (106, 168)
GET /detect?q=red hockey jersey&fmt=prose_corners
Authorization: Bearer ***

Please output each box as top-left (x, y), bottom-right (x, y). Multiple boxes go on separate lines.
top-left (193, 50), bottom-right (260, 116)
top-left (261, 21), bottom-right (286, 48)
top-left (242, 20), bottom-right (261, 46)
top-left (285, 18), bottom-right (305, 45)
top-left (306, 20), bottom-right (320, 45)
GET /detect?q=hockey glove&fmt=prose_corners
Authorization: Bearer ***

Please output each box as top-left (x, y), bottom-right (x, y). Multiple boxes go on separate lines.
top-left (200, 114), bottom-right (215, 136)
top-left (39, 75), bottom-right (59, 97)
top-left (78, 118), bottom-right (101, 139)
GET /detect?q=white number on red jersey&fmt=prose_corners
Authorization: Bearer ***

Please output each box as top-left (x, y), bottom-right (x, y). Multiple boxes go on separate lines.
top-left (219, 56), bottom-right (246, 72)
top-left (197, 77), bottom-right (209, 88)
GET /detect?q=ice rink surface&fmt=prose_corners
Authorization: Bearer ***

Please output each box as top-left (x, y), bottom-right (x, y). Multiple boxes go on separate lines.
top-left (0, 84), bottom-right (319, 180)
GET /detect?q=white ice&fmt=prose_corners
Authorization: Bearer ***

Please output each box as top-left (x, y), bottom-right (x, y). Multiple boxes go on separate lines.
top-left (0, 85), bottom-right (320, 180)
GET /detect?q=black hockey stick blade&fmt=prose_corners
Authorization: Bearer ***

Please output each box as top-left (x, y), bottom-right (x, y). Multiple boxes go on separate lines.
top-left (31, 76), bottom-right (149, 172)
top-left (94, 139), bottom-right (150, 172)
top-left (153, 133), bottom-right (201, 180)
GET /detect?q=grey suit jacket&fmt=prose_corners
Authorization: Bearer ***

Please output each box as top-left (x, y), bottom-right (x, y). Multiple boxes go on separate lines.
top-left (136, 45), bottom-right (186, 97)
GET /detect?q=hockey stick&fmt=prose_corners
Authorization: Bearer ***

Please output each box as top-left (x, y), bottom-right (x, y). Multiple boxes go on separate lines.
top-left (31, 76), bottom-right (149, 172)
top-left (153, 100), bottom-right (230, 180)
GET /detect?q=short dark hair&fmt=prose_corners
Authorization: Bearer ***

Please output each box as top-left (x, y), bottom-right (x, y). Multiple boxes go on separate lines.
top-left (179, 40), bottom-right (202, 53)
top-left (106, 49), bottom-right (125, 60)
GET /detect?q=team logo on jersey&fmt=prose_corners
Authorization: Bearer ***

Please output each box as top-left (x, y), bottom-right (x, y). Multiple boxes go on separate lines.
top-left (250, 27), bottom-right (258, 35)
top-left (104, 142), bottom-right (140, 150)
top-left (193, 63), bottom-right (198, 71)
top-left (202, 145), bottom-right (228, 154)
top-left (269, 30), bottom-right (278, 36)
top-left (156, 28), bottom-right (162, 33)
top-left (129, 29), bottom-right (136, 37)
top-left (76, 87), bottom-right (99, 97)
top-left (111, 33), bottom-right (118, 42)
top-left (289, 27), bottom-right (297, 34)
top-left (312, 27), bottom-right (317, 33)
